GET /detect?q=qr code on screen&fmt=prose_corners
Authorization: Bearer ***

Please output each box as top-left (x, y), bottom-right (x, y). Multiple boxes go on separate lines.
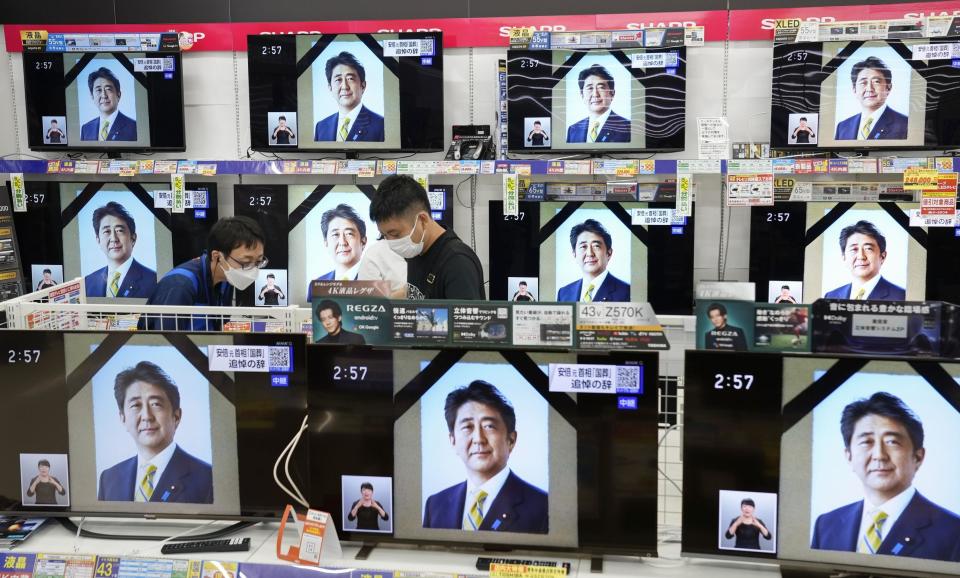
top-left (615, 365), bottom-right (641, 394)
top-left (420, 38), bottom-right (435, 56)
top-left (268, 346), bottom-right (292, 372)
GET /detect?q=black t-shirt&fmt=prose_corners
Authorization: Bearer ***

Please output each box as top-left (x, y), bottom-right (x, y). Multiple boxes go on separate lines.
top-left (274, 127), bottom-right (293, 144)
top-left (260, 287), bottom-right (283, 305)
top-left (316, 328), bottom-right (366, 345)
top-left (725, 517), bottom-right (771, 550)
top-left (513, 293), bottom-right (534, 302)
top-left (407, 230), bottom-right (485, 300)
top-left (348, 500), bottom-right (389, 530)
top-left (528, 132), bottom-right (547, 146)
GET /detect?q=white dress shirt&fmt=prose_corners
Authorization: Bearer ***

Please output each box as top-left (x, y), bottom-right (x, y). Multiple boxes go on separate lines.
top-left (580, 269), bottom-right (609, 301)
top-left (857, 486), bottom-right (916, 547)
top-left (462, 466), bottom-right (512, 529)
top-left (857, 104), bottom-right (887, 141)
top-left (134, 442), bottom-right (178, 499)
top-left (106, 256), bottom-right (134, 297)
top-left (850, 273), bottom-right (882, 300)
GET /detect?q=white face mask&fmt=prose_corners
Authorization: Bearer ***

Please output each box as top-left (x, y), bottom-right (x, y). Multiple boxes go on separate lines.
top-left (219, 258), bottom-right (258, 290)
top-left (386, 214), bottom-right (426, 259)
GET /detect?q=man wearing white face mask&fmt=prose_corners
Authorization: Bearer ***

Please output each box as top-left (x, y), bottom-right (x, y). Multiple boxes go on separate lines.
top-left (370, 176), bottom-right (485, 300)
top-left (145, 217), bottom-right (267, 329)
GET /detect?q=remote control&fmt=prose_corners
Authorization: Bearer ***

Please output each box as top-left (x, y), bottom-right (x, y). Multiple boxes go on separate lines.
top-left (161, 537), bottom-right (250, 555)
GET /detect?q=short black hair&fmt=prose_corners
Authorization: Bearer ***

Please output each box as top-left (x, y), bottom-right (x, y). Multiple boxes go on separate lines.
top-left (841, 391), bottom-right (924, 452)
top-left (38, 459), bottom-right (51, 468)
top-left (325, 52), bottom-right (366, 85)
top-left (370, 175), bottom-right (431, 222)
top-left (741, 498), bottom-right (755, 508)
top-left (578, 64), bottom-right (615, 92)
top-left (838, 220), bottom-right (886, 255)
top-left (114, 361), bottom-right (180, 413)
top-left (266, 273), bottom-right (275, 279)
top-left (207, 216), bottom-right (265, 257)
top-left (569, 219), bottom-right (612, 251)
top-left (87, 67), bottom-right (121, 95)
top-left (278, 115), bottom-right (286, 121)
top-left (360, 482), bottom-right (374, 492)
top-left (707, 302), bottom-right (727, 317)
top-left (444, 380), bottom-right (516, 435)
top-left (781, 285), bottom-right (791, 290)
top-left (851, 56), bottom-right (892, 87)
top-left (92, 202), bottom-right (136, 237)
top-left (799, 117), bottom-right (807, 122)
top-left (533, 121), bottom-right (541, 126)
top-left (321, 203), bottom-right (367, 240)
top-left (316, 299), bottom-right (342, 320)
top-left (519, 281), bottom-right (527, 286)
top-left (50, 119), bottom-right (58, 124)
top-left (42, 269), bottom-right (52, 275)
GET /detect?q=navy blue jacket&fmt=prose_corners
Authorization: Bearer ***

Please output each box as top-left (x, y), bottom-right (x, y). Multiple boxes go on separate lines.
top-left (97, 445), bottom-right (213, 504)
top-left (80, 112), bottom-right (137, 141)
top-left (557, 273), bottom-right (631, 302)
top-left (834, 107), bottom-right (908, 141)
top-left (566, 112), bottom-right (631, 143)
top-left (314, 106), bottom-right (385, 142)
top-left (811, 492), bottom-right (960, 562)
top-left (144, 253), bottom-right (233, 330)
top-left (84, 258), bottom-right (156, 298)
top-left (422, 471), bottom-right (548, 534)
top-left (824, 276), bottom-right (905, 301)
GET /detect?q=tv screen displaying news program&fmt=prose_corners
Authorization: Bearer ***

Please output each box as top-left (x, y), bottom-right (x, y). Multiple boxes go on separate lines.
top-left (488, 200), bottom-right (694, 314)
top-left (748, 201), bottom-right (960, 304)
top-left (247, 33), bottom-right (444, 152)
top-left (770, 39), bottom-right (960, 151)
top-left (779, 354), bottom-right (960, 576)
top-left (506, 46), bottom-right (686, 153)
top-left (308, 345), bottom-right (658, 553)
top-left (22, 34), bottom-right (186, 152)
top-left (0, 331), bottom-right (307, 520)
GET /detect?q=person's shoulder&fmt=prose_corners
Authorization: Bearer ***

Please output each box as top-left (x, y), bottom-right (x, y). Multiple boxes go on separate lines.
top-left (607, 273), bottom-right (630, 288)
top-left (427, 481), bottom-right (466, 503)
top-left (130, 259), bottom-right (157, 276)
top-left (361, 105), bottom-right (384, 122)
top-left (173, 446), bottom-right (212, 473)
top-left (85, 266), bottom-right (107, 281)
top-left (507, 471), bottom-right (548, 498)
top-left (914, 492), bottom-right (960, 525)
top-left (101, 455), bottom-right (137, 477)
top-left (815, 500), bottom-right (861, 524)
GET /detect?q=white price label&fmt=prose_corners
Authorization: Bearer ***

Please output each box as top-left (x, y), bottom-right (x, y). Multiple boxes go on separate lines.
top-left (548, 363), bottom-right (642, 394)
top-left (851, 314), bottom-right (908, 339)
top-left (630, 52), bottom-right (679, 68)
top-left (677, 159), bottom-right (721, 173)
top-left (382, 38), bottom-right (433, 57)
top-left (207, 345), bottom-right (293, 372)
top-left (796, 21), bottom-right (820, 42)
top-left (790, 181), bottom-right (813, 201)
top-left (909, 209), bottom-right (958, 227)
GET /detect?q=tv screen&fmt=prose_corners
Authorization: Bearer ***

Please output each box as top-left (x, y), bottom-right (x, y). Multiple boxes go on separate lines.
top-left (488, 200), bottom-right (694, 314)
top-left (770, 39), bottom-right (960, 151)
top-left (22, 49), bottom-right (186, 152)
top-left (234, 183), bottom-right (452, 306)
top-left (681, 350), bottom-right (785, 559)
top-left (247, 33), bottom-right (444, 152)
top-left (506, 47), bottom-right (686, 153)
top-left (11, 181), bottom-right (217, 301)
top-left (748, 201), bottom-right (960, 303)
top-left (779, 354), bottom-right (960, 576)
top-left (0, 331), bottom-right (308, 520)
top-left (308, 345), bottom-right (658, 554)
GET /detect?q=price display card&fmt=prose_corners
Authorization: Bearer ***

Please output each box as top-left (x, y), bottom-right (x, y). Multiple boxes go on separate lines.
top-left (392, 303), bottom-right (451, 345)
top-left (575, 302), bottom-right (669, 350)
top-left (512, 304), bottom-right (574, 348)
top-left (451, 303), bottom-right (512, 346)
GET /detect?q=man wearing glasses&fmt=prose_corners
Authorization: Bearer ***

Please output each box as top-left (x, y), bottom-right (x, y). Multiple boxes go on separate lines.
top-left (145, 217), bottom-right (267, 327)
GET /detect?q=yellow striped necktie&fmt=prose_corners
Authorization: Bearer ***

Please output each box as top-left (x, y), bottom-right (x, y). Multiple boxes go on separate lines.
top-left (109, 271), bottom-right (121, 297)
top-left (136, 464), bottom-right (157, 502)
top-left (100, 119), bottom-right (111, 141)
top-left (339, 117), bottom-right (351, 141)
top-left (860, 117), bottom-right (874, 140)
top-left (853, 286), bottom-right (866, 300)
top-left (583, 283), bottom-right (596, 302)
top-left (588, 121), bottom-right (599, 143)
top-left (464, 490), bottom-right (488, 531)
top-left (858, 510), bottom-right (887, 554)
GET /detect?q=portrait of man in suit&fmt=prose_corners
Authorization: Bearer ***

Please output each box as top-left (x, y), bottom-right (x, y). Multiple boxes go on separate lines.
top-left (422, 380), bottom-right (548, 534)
top-left (314, 52), bottom-right (385, 142)
top-left (834, 56), bottom-right (908, 141)
top-left (317, 203), bottom-right (367, 282)
top-left (823, 220), bottom-right (905, 301)
top-left (811, 392), bottom-right (960, 561)
top-left (98, 361), bottom-right (213, 504)
top-left (557, 218), bottom-right (630, 302)
top-left (314, 299), bottom-right (366, 345)
top-left (80, 67), bottom-right (137, 142)
top-left (566, 64), bottom-right (630, 144)
top-left (84, 201), bottom-right (157, 298)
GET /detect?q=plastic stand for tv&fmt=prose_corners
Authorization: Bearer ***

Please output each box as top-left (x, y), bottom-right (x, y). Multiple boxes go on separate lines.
top-left (354, 542), bottom-right (375, 560)
top-left (590, 556), bottom-right (603, 573)
top-left (56, 517), bottom-right (257, 541)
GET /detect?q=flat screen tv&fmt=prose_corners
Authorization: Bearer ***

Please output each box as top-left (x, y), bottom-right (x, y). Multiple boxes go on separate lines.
top-left (770, 38), bottom-right (960, 151)
top-left (22, 47), bottom-right (186, 152)
top-left (308, 345), bottom-right (659, 555)
top-left (506, 46), bottom-right (686, 153)
top-left (247, 33), bottom-right (444, 153)
top-left (0, 331), bottom-right (308, 521)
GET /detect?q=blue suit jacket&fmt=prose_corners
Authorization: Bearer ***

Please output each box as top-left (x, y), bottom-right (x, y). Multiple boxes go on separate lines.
top-left (566, 112), bottom-right (631, 143)
top-left (423, 471), bottom-right (548, 534)
top-left (824, 276), bottom-right (905, 301)
top-left (834, 107), bottom-right (908, 141)
top-left (80, 111), bottom-right (138, 141)
top-left (557, 273), bottom-right (631, 302)
top-left (84, 258), bottom-right (157, 298)
top-left (97, 445), bottom-right (214, 504)
top-left (811, 492), bottom-right (960, 562)
top-left (314, 106), bottom-right (385, 142)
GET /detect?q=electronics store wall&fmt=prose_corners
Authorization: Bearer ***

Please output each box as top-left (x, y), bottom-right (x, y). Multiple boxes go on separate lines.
top-left (0, 0), bottom-right (924, 292)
